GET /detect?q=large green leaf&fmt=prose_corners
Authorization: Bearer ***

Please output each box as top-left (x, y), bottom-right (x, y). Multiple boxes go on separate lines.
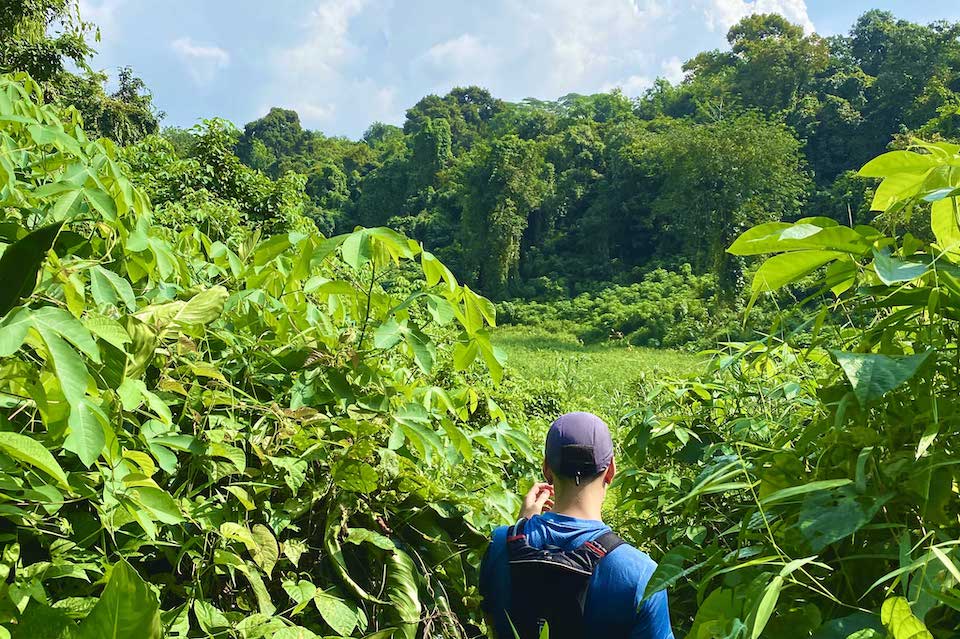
top-left (881, 597), bottom-right (933, 639)
top-left (872, 249), bottom-right (927, 285)
top-left (643, 545), bottom-right (708, 599)
top-left (313, 592), bottom-right (358, 637)
top-left (75, 559), bottom-right (161, 639)
top-left (64, 399), bottom-right (108, 467)
top-left (798, 486), bottom-right (890, 552)
top-left (831, 350), bottom-right (932, 406)
top-left (0, 222), bottom-right (63, 318)
top-left (251, 524), bottom-right (279, 577)
top-left (0, 431), bottom-right (69, 489)
top-left (333, 459), bottom-right (378, 493)
top-left (0, 308), bottom-right (31, 356)
top-left (32, 307), bottom-right (101, 363)
top-left (751, 250), bottom-right (844, 294)
top-left (385, 548), bottom-right (421, 639)
top-left (728, 222), bottom-right (870, 256)
top-left (14, 601), bottom-right (76, 639)
top-left (858, 151), bottom-right (938, 178)
top-left (932, 197), bottom-right (960, 258)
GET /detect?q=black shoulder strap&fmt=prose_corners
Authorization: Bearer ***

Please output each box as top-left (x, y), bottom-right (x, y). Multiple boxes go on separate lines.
top-left (593, 531), bottom-right (625, 555)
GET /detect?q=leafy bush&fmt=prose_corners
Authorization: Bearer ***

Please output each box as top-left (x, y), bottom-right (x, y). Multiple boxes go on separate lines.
top-left (0, 73), bottom-right (531, 639)
top-left (498, 267), bottom-right (753, 349)
top-left (620, 143), bottom-right (960, 637)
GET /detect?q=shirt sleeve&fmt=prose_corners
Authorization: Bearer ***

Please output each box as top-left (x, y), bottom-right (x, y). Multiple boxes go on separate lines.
top-left (632, 588), bottom-right (675, 639)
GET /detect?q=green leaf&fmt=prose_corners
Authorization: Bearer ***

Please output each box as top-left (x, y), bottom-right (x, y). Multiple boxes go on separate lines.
top-left (751, 575), bottom-right (784, 639)
top-left (90, 266), bottom-right (136, 311)
top-left (404, 326), bottom-right (436, 374)
top-left (253, 233), bottom-right (293, 266)
top-left (173, 286), bottom-right (228, 327)
top-left (751, 250), bottom-right (844, 294)
top-left (15, 601), bottom-right (76, 639)
top-left (313, 592), bottom-right (358, 637)
top-left (859, 151), bottom-right (938, 178)
top-left (0, 307), bottom-right (31, 356)
top-left (251, 524), bottom-right (279, 577)
top-left (881, 597), bottom-right (933, 639)
top-left (0, 222), bottom-right (63, 318)
top-left (872, 249), bottom-right (927, 285)
top-left (811, 614), bottom-right (884, 639)
top-left (64, 399), bottom-right (108, 467)
top-left (0, 431), bottom-right (69, 489)
top-left (385, 548), bottom-right (421, 639)
top-left (831, 350), bottom-right (932, 406)
top-left (32, 306), bottom-right (101, 363)
top-left (192, 600), bottom-right (230, 635)
top-left (75, 559), bottom-right (160, 639)
top-left (28, 125), bottom-right (82, 156)
top-left (760, 479), bottom-right (854, 505)
top-left (932, 198), bottom-right (960, 257)
top-left (341, 229), bottom-right (373, 270)
top-left (798, 486), bottom-right (890, 552)
top-left (643, 545), bottom-right (705, 599)
top-left (374, 318), bottom-right (403, 349)
top-left (83, 187), bottom-right (117, 222)
top-left (83, 313), bottom-right (132, 350)
top-left (346, 528), bottom-right (396, 551)
top-left (728, 222), bottom-right (870, 257)
top-left (333, 459), bottom-right (378, 493)
top-left (128, 486), bottom-right (182, 524)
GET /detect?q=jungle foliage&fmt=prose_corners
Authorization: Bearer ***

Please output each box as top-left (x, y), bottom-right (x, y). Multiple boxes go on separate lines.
top-left (0, 73), bottom-right (535, 639)
top-left (222, 11), bottom-right (960, 303)
top-left (617, 143), bottom-right (960, 638)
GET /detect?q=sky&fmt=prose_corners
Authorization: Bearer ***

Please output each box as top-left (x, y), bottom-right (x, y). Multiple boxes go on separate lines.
top-left (77, 0), bottom-right (960, 140)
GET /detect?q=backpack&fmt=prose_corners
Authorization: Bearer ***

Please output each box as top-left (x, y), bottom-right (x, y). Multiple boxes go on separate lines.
top-left (504, 517), bottom-right (625, 639)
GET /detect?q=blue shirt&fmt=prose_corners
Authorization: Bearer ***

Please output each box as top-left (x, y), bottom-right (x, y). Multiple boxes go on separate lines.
top-left (479, 512), bottom-right (675, 639)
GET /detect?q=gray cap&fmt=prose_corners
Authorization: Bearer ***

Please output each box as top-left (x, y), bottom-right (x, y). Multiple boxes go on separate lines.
top-left (545, 412), bottom-right (614, 480)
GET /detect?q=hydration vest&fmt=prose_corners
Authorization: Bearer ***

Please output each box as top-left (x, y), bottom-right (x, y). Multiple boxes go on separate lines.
top-left (504, 517), bottom-right (625, 639)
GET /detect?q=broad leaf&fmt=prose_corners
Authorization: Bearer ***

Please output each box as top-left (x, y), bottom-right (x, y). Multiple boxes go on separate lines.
top-left (0, 222), bottom-right (63, 318)
top-left (0, 431), bottom-right (69, 489)
top-left (831, 350), bottom-right (932, 406)
top-left (75, 559), bottom-right (160, 639)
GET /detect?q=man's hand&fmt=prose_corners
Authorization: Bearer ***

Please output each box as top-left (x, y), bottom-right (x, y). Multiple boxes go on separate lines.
top-left (519, 482), bottom-right (554, 519)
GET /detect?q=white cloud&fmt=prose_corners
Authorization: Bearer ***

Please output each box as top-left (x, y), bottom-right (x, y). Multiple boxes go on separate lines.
top-left (253, 0), bottom-right (813, 135)
top-left (171, 38), bottom-right (230, 85)
top-left (661, 56), bottom-right (685, 84)
top-left (268, 0), bottom-right (398, 129)
top-left (78, 0), bottom-right (125, 35)
top-left (601, 74), bottom-right (653, 96)
top-left (700, 0), bottom-right (815, 34)
top-left (279, 0), bottom-right (369, 80)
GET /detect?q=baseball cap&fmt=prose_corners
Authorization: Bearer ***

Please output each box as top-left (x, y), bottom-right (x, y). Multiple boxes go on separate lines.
top-left (545, 412), bottom-right (614, 482)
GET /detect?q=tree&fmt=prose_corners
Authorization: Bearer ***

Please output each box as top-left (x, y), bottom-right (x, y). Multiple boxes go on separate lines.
top-left (0, 0), bottom-right (92, 82)
top-left (647, 114), bottom-right (810, 289)
top-left (727, 14), bottom-right (830, 112)
top-left (236, 107), bottom-right (309, 176)
top-left (454, 136), bottom-right (554, 294)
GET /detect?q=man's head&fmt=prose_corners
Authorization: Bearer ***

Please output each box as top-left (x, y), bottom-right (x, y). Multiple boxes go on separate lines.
top-left (543, 412), bottom-right (616, 495)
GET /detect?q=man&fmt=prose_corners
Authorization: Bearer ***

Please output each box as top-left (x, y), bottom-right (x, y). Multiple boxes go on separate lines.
top-left (479, 412), bottom-right (674, 639)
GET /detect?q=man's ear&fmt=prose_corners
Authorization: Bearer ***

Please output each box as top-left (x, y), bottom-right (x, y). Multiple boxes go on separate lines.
top-left (604, 458), bottom-right (616, 485)
top-left (543, 459), bottom-right (554, 484)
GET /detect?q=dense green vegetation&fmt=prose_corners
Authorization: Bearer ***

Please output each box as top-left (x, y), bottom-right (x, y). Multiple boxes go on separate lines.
top-left (216, 11), bottom-right (960, 307)
top-left (3, 3), bottom-right (960, 639)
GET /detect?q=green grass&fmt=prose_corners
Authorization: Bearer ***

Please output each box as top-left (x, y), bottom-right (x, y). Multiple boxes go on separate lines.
top-left (494, 327), bottom-right (702, 425)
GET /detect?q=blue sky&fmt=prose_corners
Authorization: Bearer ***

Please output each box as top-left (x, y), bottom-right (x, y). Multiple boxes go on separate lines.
top-left (78, 0), bottom-right (960, 139)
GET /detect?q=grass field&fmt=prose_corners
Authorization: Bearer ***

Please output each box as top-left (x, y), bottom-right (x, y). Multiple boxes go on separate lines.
top-left (492, 326), bottom-right (705, 428)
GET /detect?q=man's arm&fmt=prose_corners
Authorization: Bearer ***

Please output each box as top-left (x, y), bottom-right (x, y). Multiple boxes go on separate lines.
top-left (632, 588), bottom-right (675, 639)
